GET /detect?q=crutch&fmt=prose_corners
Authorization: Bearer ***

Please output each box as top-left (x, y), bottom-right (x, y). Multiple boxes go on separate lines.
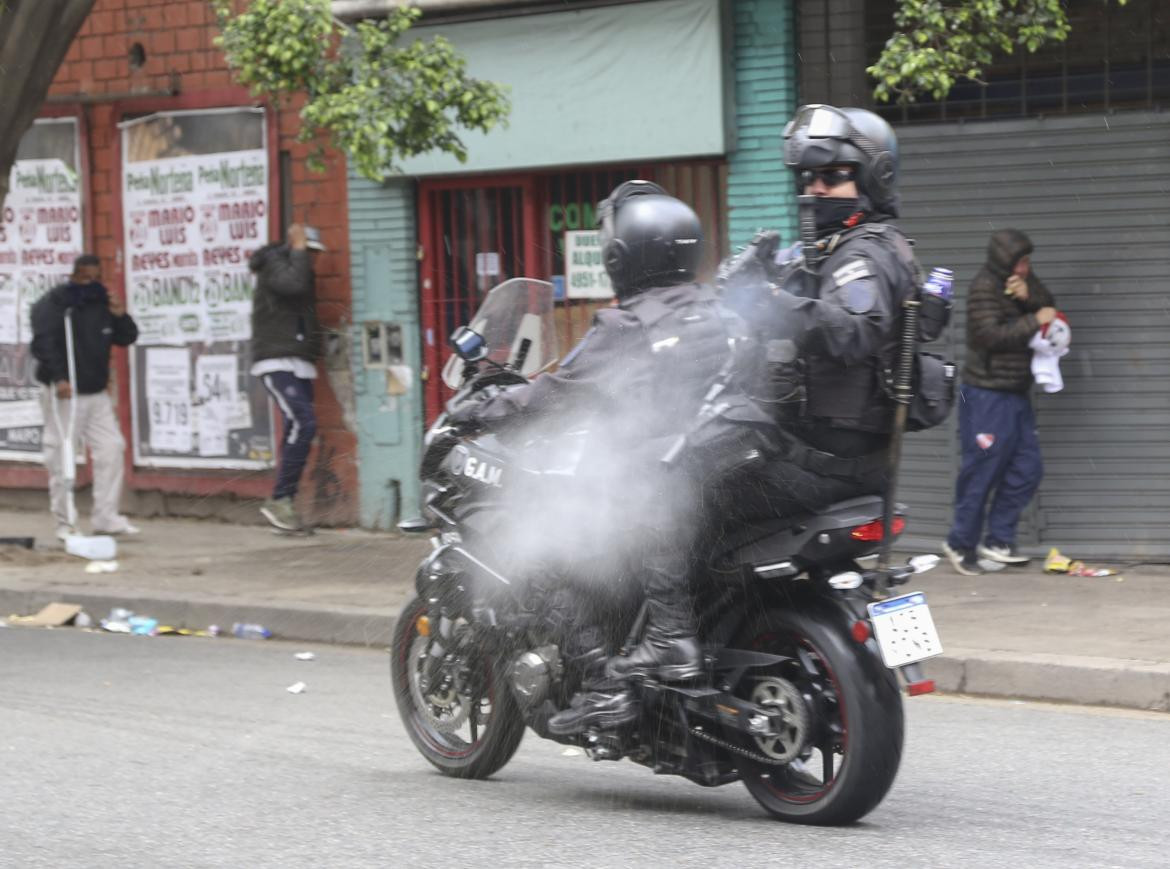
top-left (51, 307), bottom-right (116, 559)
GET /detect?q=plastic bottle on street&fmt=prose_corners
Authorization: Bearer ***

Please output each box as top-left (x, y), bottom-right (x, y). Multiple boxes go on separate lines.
top-left (232, 622), bottom-right (272, 640)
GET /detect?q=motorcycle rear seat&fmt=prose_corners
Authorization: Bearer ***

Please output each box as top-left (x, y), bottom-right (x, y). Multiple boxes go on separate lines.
top-left (714, 495), bottom-right (883, 549)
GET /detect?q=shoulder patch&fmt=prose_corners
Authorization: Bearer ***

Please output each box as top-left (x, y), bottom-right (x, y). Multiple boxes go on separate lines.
top-left (832, 259), bottom-right (873, 288)
top-left (843, 279), bottom-right (878, 314)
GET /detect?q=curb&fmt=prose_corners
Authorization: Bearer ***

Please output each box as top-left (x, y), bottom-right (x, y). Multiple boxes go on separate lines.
top-left (4, 585), bottom-right (1169, 712)
top-left (925, 647), bottom-right (1170, 713)
top-left (0, 586), bottom-right (398, 648)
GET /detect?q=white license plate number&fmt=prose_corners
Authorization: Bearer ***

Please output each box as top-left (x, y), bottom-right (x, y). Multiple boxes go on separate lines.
top-left (867, 592), bottom-right (944, 668)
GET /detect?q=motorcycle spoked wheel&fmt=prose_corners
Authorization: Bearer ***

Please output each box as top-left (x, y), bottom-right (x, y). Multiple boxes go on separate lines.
top-left (390, 595), bottom-right (525, 779)
top-left (731, 607), bottom-right (904, 825)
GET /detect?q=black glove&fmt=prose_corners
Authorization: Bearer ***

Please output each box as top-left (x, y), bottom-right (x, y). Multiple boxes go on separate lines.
top-left (716, 230), bottom-right (782, 293)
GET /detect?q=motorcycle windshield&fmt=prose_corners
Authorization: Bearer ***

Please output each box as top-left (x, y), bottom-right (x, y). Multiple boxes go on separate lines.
top-left (442, 279), bottom-right (559, 389)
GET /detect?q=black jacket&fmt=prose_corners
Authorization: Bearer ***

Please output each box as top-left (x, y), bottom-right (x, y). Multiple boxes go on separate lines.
top-left (249, 243), bottom-right (321, 362)
top-left (30, 282), bottom-right (138, 394)
top-left (460, 283), bottom-right (733, 449)
top-left (963, 229), bottom-right (1055, 393)
top-left (725, 218), bottom-right (918, 444)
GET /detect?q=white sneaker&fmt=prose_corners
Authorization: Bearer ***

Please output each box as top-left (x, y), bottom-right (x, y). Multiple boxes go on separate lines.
top-left (977, 543), bottom-right (1031, 565)
top-left (94, 521), bottom-right (140, 536)
top-left (55, 524), bottom-right (77, 542)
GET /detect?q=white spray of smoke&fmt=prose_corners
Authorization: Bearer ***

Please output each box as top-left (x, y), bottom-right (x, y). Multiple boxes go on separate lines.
top-left (460, 343), bottom-right (720, 598)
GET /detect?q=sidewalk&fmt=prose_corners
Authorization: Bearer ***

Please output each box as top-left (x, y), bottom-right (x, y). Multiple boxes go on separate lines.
top-left (1, 507), bottom-right (1167, 712)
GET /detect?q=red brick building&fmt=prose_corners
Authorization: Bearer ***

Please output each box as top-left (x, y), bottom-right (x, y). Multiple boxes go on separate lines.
top-left (0, 0), bottom-right (358, 525)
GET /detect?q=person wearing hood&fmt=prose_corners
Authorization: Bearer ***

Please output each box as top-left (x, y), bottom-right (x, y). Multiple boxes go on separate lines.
top-left (30, 254), bottom-right (139, 538)
top-left (248, 223), bottom-right (325, 532)
top-left (942, 229), bottom-right (1057, 575)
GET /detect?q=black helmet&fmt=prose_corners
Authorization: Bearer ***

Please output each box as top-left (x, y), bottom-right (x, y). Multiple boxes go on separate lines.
top-left (782, 104), bottom-right (900, 216)
top-left (597, 180), bottom-right (703, 298)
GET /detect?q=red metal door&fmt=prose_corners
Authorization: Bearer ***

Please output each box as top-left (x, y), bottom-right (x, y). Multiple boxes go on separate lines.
top-left (418, 176), bottom-right (539, 419)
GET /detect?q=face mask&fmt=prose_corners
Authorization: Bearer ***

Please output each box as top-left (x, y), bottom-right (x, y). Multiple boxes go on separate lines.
top-left (813, 196), bottom-right (863, 232)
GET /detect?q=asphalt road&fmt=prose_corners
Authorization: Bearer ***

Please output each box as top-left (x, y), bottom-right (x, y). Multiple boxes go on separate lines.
top-left (2, 627), bottom-right (1168, 868)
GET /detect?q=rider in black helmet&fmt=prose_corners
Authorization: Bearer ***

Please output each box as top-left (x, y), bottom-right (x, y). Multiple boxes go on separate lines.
top-left (717, 103), bottom-right (924, 536)
top-left (450, 180), bottom-right (741, 734)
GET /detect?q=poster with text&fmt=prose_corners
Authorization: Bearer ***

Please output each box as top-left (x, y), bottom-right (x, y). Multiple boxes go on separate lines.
top-left (564, 230), bottom-right (613, 299)
top-left (122, 108), bottom-right (275, 469)
top-left (0, 119), bottom-right (83, 461)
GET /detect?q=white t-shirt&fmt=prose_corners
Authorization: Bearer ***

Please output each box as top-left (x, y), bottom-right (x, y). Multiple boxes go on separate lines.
top-left (250, 357), bottom-right (318, 379)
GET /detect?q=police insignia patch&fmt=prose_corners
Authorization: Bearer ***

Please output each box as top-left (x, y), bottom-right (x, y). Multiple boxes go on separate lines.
top-left (844, 281), bottom-right (875, 313)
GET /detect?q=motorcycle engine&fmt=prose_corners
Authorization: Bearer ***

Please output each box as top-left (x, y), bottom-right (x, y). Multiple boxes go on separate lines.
top-left (509, 645), bottom-right (562, 711)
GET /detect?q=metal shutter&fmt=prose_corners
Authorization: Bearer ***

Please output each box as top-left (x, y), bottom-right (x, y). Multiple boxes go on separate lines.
top-left (895, 111), bottom-right (1170, 559)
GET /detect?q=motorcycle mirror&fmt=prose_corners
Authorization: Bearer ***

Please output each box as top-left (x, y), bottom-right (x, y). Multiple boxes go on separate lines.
top-left (908, 554), bottom-right (940, 574)
top-left (450, 326), bottom-right (488, 362)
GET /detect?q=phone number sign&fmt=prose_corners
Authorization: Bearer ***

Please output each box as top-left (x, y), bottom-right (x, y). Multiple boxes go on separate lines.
top-left (564, 230), bottom-right (612, 300)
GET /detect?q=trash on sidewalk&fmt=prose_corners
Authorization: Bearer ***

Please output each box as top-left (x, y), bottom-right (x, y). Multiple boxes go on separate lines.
top-left (9, 602), bottom-right (84, 627)
top-left (232, 622), bottom-right (272, 640)
top-left (74, 611), bottom-right (93, 629)
top-left (1044, 547), bottom-right (1120, 578)
top-left (1044, 548), bottom-right (1071, 573)
top-left (84, 559), bottom-right (119, 574)
top-left (156, 626), bottom-right (217, 637)
top-left (294, 651), bottom-right (316, 661)
top-left (128, 616), bottom-right (159, 636)
top-left (286, 681), bottom-right (307, 694)
top-left (101, 606), bottom-right (135, 633)
top-left (63, 533), bottom-right (117, 562)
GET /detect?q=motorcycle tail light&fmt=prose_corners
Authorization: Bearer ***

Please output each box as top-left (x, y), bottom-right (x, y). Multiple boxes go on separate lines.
top-left (850, 517), bottom-right (906, 541)
top-left (907, 679), bottom-right (936, 697)
top-left (850, 620), bottom-right (871, 643)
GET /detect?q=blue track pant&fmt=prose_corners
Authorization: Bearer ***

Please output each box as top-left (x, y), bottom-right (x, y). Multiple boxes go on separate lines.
top-left (946, 384), bottom-right (1043, 551)
top-left (261, 372), bottom-right (317, 500)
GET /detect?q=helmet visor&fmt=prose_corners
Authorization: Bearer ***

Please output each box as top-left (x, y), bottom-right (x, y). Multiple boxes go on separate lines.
top-left (784, 105), bottom-right (851, 140)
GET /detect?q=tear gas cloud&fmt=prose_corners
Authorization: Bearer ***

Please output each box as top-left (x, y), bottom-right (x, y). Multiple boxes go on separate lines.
top-left (471, 374), bottom-right (719, 590)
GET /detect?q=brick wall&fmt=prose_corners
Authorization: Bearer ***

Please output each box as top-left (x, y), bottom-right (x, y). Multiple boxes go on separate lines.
top-left (2, 0), bottom-right (358, 525)
top-left (727, 0), bottom-right (798, 249)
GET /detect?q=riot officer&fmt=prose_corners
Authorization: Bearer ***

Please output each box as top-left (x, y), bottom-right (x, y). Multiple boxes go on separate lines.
top-left (716, 104), bottom-right (923, 522)
top-left (449, 180), bottom-right (739, 734)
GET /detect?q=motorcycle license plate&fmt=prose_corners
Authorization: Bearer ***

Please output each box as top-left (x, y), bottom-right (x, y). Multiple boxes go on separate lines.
top-left (867, 592), bottom-right (943, 668)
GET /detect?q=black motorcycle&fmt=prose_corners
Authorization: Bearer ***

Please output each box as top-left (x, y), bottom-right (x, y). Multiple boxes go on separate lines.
top-left (392, 279), bottom-right (943, 825)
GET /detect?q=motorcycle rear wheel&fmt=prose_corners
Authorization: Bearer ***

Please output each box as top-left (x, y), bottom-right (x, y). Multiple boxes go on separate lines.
top-left (391, 595), bottom-right (525, 779)
top-left (733, 606), bottom-right (904, 825)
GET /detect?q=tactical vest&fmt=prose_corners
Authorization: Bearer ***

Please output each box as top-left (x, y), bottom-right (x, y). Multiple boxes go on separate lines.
top-left (779, 222), bottom-right (920, 434)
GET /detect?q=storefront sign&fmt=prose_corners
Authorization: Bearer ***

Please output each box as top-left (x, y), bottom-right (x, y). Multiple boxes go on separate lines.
top-left (564, 230), bottom-right (612, 299)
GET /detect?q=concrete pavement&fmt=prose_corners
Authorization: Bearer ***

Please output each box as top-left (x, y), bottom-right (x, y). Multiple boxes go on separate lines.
top-left (1, 506), bottom-right (1167, 711)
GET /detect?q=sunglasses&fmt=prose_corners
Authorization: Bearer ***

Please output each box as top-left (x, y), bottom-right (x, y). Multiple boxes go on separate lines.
top-left (800, 167), bottom-right (856, 188)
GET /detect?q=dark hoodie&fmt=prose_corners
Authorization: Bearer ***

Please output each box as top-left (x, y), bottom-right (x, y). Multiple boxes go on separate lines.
top-left (248, 243), bottom-right (320, 362)
top-left (963, 229), bottom-right (1055, 393)
top-left (30, 282), bottom-right (138, 394)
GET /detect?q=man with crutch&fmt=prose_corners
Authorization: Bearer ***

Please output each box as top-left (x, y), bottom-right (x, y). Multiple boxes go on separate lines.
top-left (30, 254), bottom-right (139, 539)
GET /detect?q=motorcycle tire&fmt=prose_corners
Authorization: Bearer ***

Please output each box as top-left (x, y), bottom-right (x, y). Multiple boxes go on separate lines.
top-left (391, 594), bottom-right (525, 779)
top-left (732, 606), bottom-right (905, 825)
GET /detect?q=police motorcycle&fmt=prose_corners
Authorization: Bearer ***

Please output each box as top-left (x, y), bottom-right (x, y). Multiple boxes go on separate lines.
top-left (392, 277), bottom-right (944, 826)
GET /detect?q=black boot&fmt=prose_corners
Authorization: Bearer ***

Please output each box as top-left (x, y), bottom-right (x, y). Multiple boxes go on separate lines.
top-left (546, 688), bottom-right (638, 735)
top-left (548, 648), bottom-right (638, 736)
top-left (606, 593), bottom-right (703, 682)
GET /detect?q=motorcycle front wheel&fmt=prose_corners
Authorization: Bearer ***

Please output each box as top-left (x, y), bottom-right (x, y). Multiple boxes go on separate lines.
top-left (732, 606), bottom-right (905, 825)
top-left (390, 594), bottom-right (525, 779)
